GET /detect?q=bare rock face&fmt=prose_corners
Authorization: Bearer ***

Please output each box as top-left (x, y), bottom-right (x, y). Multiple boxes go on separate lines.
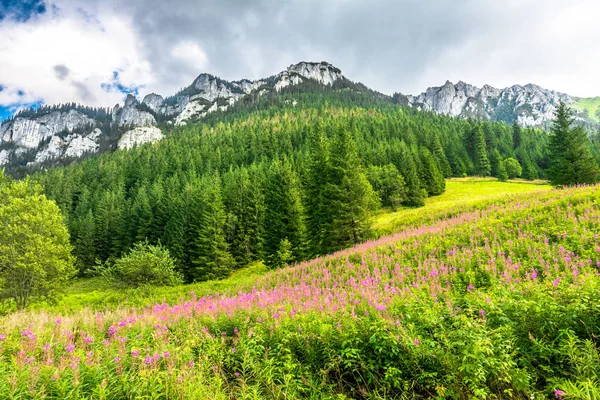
top-left (406, 81), bottom-right (575, 127)
top-left (117, 126), bottom-right (164, 150)
top-left (1, 109), bottom-right (96, 149)
top-left (113, 94), bottom-right (156, 128)
top-left (0, 149), bottom-right (10, 165)
top-left (275, 61), bottom-right (343, 91)
top-left (29, 127), bottom-right (102, 165)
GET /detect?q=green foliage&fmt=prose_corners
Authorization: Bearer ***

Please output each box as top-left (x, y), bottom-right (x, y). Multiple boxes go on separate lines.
top-left (0, 178), bottom-right (75, 309)
top-left (190, 173), bottom-right (234, 281)
top-left (366, 163), bottom-right (407, 210)
top-left (505, 157), bottom-right (523, 179)
top-left (263, 159), bottom-right (305, 266)
top-left (104, 241), bottom-right (183, 288)
top-left (548, 101), bottom-right (599, 186)
top-left (473, 125), bottom-right (491, 176)
top-left (30, 102), bottom-right (554, 280)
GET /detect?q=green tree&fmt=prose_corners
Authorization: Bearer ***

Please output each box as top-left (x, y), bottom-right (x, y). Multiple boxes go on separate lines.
top-left (504, 158), bottom-right (522, 179)
top-left (473, 126), bottom-right (491, 176)
top-left (263, 159), bottom-right (305, 267)
top-left (419, 148), bottom-right (445, 196)
top-left (0, 179), bottom-right (75, 309)
top-left (396, 142), bottom-right (425, 207)
top-left (190, 174), bottom-right (234, 281)
top-left (547, 101), bottom-right (599, 186)
top-left (327, 127), bottom-right (378, 251)
top-left (512, 121), bottom-right (522, 149)
top-left (365, 164), bottom-right (407, 210)
top-left (304, 124), bottom-right (332, 256)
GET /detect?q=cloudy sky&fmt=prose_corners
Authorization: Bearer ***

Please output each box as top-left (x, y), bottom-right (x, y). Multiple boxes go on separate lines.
top-left (1, 0), bottom-right (599, 120)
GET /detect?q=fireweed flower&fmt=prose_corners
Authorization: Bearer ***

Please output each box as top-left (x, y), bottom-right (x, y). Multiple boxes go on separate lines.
top-left (131, 350), bottom-right (140, 357)
top-left (479, 310), bottom-right (486, 316)
top-left (555, 389), bottom-right (565, 399)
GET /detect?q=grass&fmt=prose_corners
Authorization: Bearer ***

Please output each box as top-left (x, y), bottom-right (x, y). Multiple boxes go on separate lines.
top-left (24, 178), bottom-right (551, 315)
top-left (1, 184), bottom-right (599, 398)
top-left (572, 97), bottom-right (600, 123)
top-left (372, 177), bottom-right (551, 236)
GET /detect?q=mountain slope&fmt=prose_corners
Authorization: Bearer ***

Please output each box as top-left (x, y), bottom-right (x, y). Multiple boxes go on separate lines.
top-left (1, 60), bottom-right (598, 170)
top-left (0, 61), bottom-right (353, 168)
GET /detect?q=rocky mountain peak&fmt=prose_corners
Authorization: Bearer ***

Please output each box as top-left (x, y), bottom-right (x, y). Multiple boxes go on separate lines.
top-left (406, 80), bottom-right (575, 127)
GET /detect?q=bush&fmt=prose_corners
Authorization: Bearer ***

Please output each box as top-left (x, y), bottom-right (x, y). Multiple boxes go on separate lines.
top-left (505, 157), bottom-right (522, 179)
top-left (104, 241), bottom-right (183, 288)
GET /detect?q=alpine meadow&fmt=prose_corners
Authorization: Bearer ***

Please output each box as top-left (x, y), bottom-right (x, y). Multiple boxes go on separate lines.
top-left (2, 1), bottom-right (600, 399)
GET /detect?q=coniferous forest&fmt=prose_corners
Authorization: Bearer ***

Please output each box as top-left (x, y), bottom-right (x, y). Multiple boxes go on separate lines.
top-left (27, 88), bottom-right (557, 283)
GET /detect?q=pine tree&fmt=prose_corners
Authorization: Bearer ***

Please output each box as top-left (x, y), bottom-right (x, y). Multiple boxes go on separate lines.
top-left (72, 210), bottom-right (96, 274)
top-left (431, 136), bottom-right (452, 178)
top-left (512, 121), bottom-right (522, 149)
top-left (263, 158), bottom-right (305, 267)
top-left (223, 167), bottom-right (264, 268)
top-left (327, 127), bottom-right (377, 251)
top-left (473, 126), bottom-right (491, 176)
top-left (547, 101), bottom-right (599, 186)
top-left (190, 174), bottom-right (234, 281)
top-left (94, 187), bottom-right (126, 261)
top-left (396, 142), bottom-right (425, 206)
top-left (419, 148), bottom-right (445, 196)
top-left (520, 153), bottom-right (539, 181)
top-left (304, 123), bottom-right (332, 256)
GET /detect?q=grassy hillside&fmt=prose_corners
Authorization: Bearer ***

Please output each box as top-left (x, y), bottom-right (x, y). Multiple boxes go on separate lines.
top-left (573, 97), bottom-right (600, 123)
top-left (23, 179), bottom-right (550, 314)
top-left (3, 182), bottom-right (599, 398)
top-left (372, 177), bottom-right (550, 235)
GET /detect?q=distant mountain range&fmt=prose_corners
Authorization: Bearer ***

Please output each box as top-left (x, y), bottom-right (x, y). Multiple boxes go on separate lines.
top-left (1, 61), bottom-right (597, 168)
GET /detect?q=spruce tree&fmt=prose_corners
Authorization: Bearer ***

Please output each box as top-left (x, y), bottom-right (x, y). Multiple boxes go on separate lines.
top-left (547, 101), bottom-right (599, 186)
top-left (397, 142), bottom-right (425, 206)
top-left (419, 148), bottom-right (445, 196)
top-left (190, 174), bottom-right (234, 281)
top-left (262, 158), bottom-right (305, 267)
top-left (431, 136), bottom-right (452, 178)
top-left (222, 167), bottom-right (264, 268)
top-left (512, 121), bottom-right (522, 149)
top-left (473, 126), bottom-right (491, 176)
top-left (327, 127), bottom-right (377, 251)
top-left (304, 124), bottom-right (332, 256)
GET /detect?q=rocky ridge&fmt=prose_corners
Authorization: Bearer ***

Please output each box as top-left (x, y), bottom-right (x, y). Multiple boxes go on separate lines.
top-left (401, 80), bottom-right (576, 127)
top-left (0, 61), bottom-right (345, 167)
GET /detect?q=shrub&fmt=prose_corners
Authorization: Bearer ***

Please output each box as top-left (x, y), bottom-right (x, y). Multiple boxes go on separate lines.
top-left (505, 157), bottom-right (522, 179)
top-left (104, 241), bottom-right (183, 288)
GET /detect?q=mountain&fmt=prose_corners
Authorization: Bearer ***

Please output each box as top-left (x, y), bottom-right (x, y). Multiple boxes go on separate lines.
top-left (0, 61), bottom-right (347, 168)
top-left (395, 80), bottom-right (591, 128)
top-left (1, 60), bottom-right (597, 170)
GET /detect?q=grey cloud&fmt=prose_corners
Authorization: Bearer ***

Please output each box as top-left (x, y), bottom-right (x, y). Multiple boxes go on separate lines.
top-left (76, 0), bottom-right (600, 97)
top-left (94, 0), bottom-right (486, 94)
top-left (53, 64), bottom-right (71, 81)
top-left (71, 81), bottom-right (95, 102)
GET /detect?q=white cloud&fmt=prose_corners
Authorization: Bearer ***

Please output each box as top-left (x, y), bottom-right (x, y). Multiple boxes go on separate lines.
top-left (1, 0), bottom-right (600, 114)
top-left (0, 1), bottom-right (155, 108)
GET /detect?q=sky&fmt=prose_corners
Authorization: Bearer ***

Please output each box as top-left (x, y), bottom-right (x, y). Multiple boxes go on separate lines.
top-left (1, 0), bottom-right (599, 120)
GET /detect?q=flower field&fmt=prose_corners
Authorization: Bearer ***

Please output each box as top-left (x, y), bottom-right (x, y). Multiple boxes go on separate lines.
top-left (2, 185), bottom-right (600, 399)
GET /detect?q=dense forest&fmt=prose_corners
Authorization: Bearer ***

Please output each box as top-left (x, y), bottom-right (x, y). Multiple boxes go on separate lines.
top-left (27, 88), bottom-right (556, 283)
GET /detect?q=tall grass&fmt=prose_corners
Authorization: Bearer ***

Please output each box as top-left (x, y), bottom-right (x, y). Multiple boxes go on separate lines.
top-left (1, 184), bottom-right (599, 398)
